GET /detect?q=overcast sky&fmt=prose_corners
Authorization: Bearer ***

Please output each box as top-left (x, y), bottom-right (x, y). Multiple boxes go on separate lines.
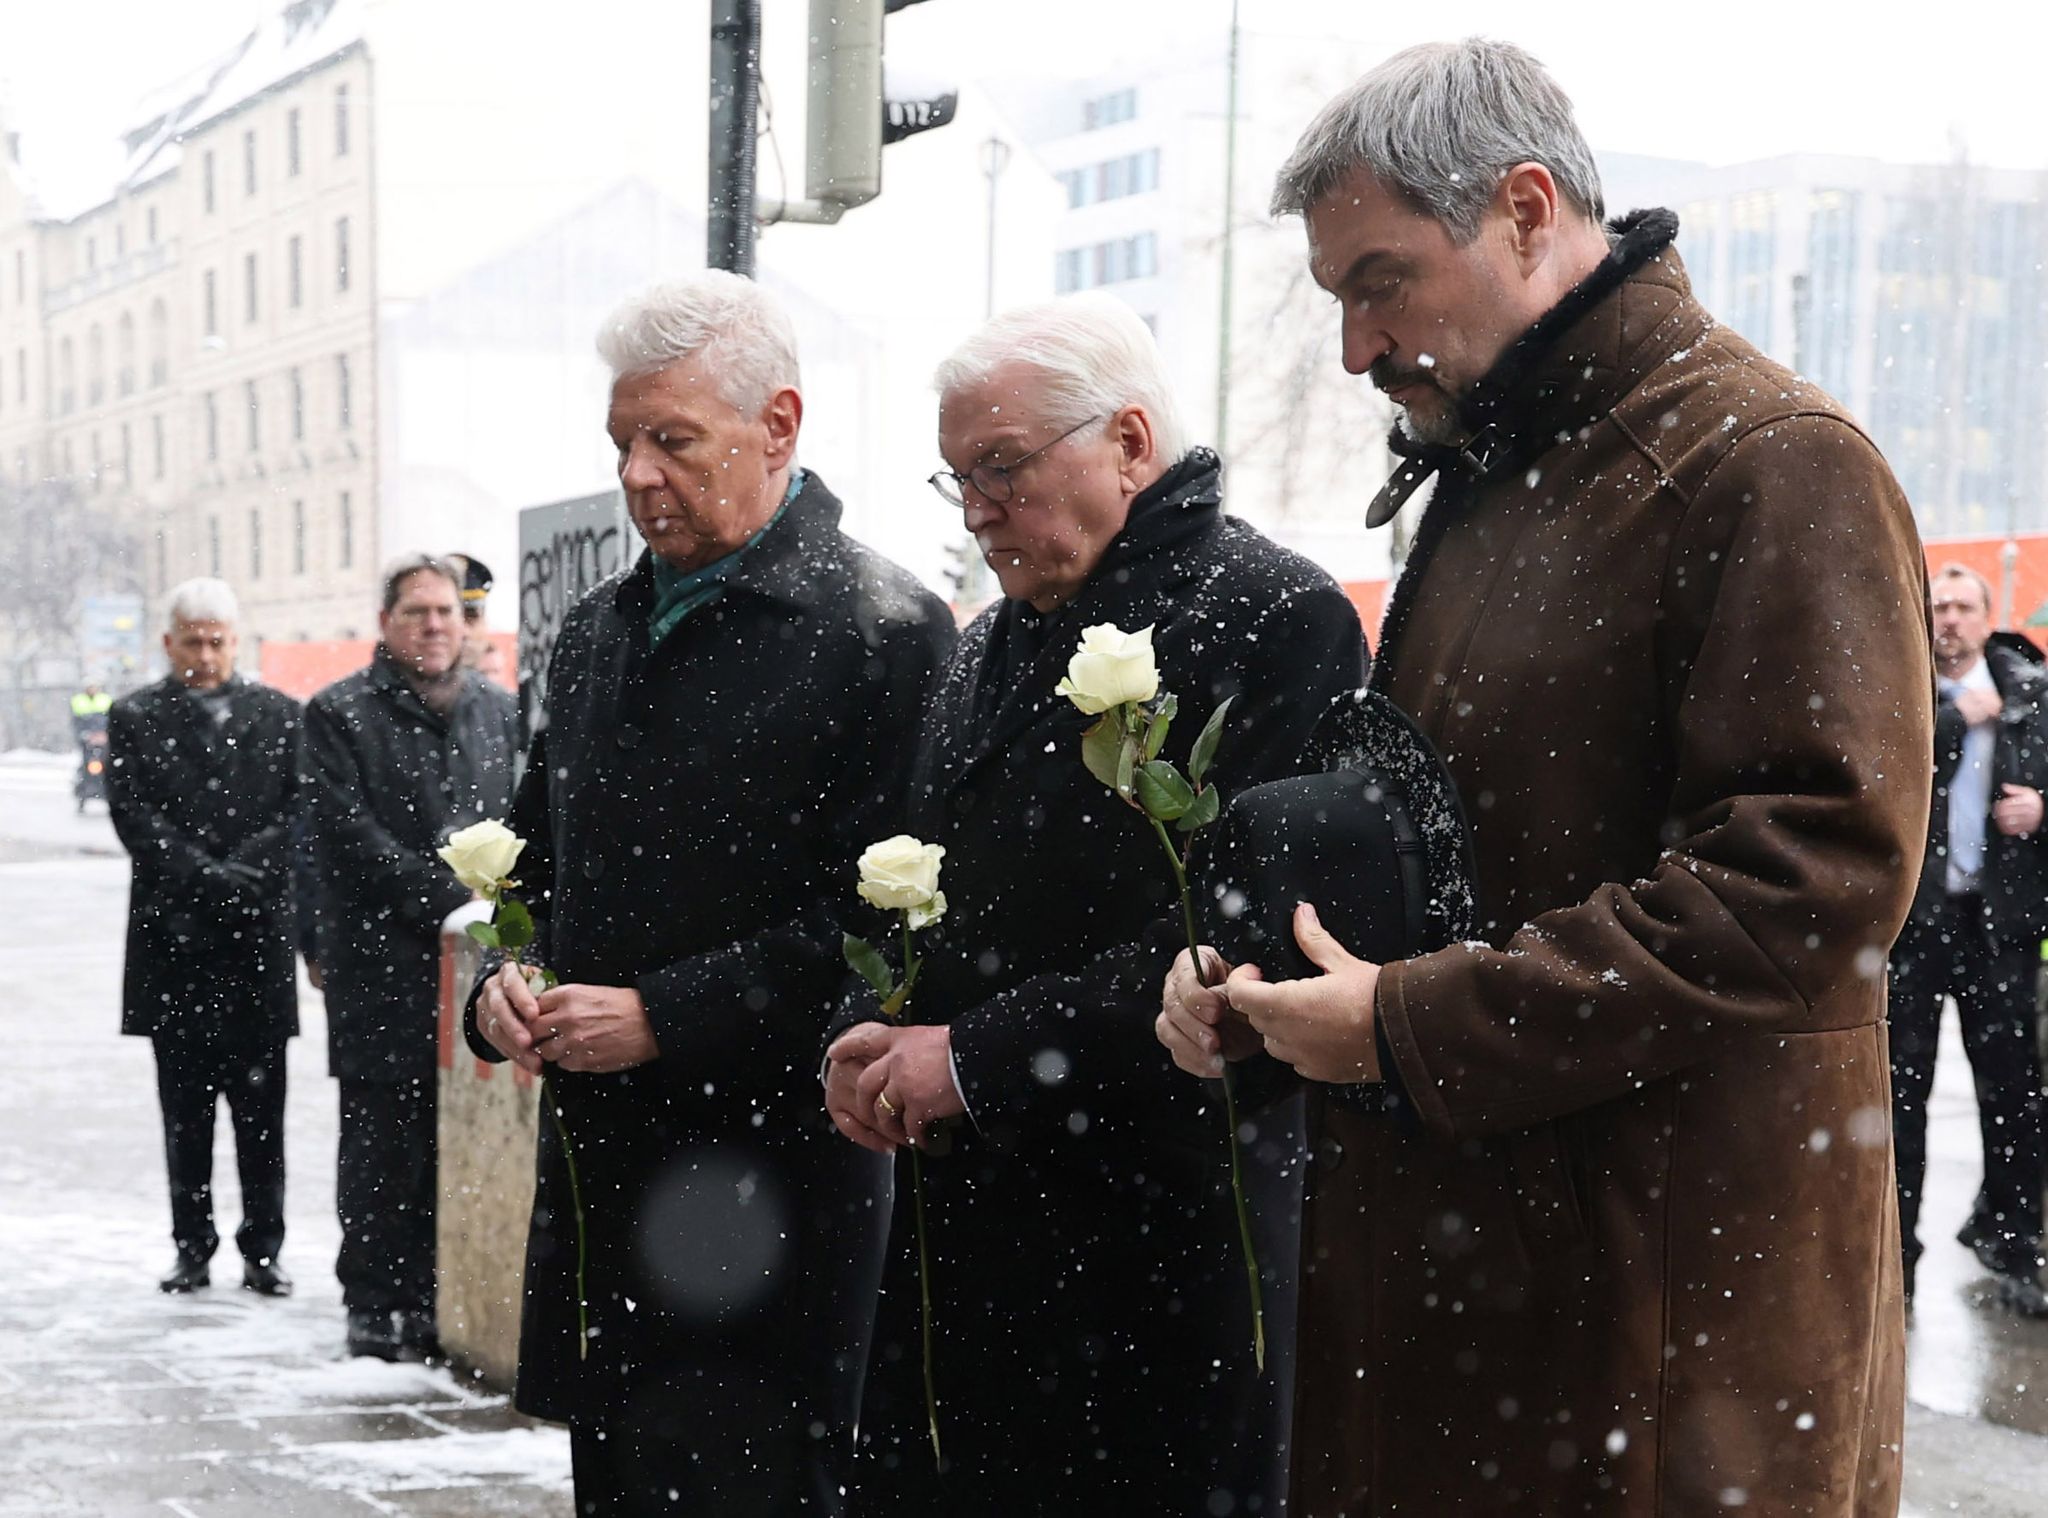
top-left (4, 0), bottom-right (2044, 210)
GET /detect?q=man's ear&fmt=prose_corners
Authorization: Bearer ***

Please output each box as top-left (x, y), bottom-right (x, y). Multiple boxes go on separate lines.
top-left (761, 386), bottom-right (803, 470)
top-left (1112, 405), bottom-right (1158, 493)
top-left (1497, 161), bottom-right (1564, 274)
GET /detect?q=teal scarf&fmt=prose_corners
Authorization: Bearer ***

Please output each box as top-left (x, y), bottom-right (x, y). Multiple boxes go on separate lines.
top-left (647, 470), bottom-right (803, 648)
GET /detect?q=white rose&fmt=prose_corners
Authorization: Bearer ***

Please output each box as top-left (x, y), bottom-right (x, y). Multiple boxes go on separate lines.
top-left (906, 890), bottom-right (948, 932)
top-left (438, 819), bottom-right (526, 895)
top-left (857, 835), bottom-right (945, 912)
top-left (1055, 623), bottom-right (1160, 715)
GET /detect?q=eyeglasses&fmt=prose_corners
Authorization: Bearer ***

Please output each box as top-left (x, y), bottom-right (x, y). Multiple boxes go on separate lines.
top-left (928, 414), bottom-right (1106, 509)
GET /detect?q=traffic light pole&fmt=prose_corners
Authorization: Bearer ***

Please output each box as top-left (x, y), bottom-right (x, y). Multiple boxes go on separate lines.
top-left (708, 0), bottom-right (762, 276)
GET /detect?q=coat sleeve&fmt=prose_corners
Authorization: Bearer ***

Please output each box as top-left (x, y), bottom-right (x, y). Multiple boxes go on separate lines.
top-left (947, 583), bottom-right (1367, 1140)
top-left (105, 699), bottom-right (234, 899)
top-left (223, 698), bottom-right (303, 886)
top-left (634, 603), bottom-right (957, 1081)
top-left (463, 724), bottom-right (557, 1062)
top-left (1374, 416), bottom-right (1935, 1141)
top-left (304, 693), bottom-right (469, 940)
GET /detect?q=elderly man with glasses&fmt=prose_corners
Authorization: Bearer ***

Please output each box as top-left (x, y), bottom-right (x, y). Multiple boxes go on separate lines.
top-left (823, 294), bottom-right (1365, 1514)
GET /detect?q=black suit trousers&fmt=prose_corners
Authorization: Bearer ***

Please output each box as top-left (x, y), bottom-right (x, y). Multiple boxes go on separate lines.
top-left (335, 1077), bottom-right (437, 1315)
top-left (1889, 892), bottom-right (2047, 1272)
top-left (153, 1034), bottom-right (287, 1265)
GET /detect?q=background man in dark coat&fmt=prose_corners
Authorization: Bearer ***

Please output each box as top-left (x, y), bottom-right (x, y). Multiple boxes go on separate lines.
top-left (1159, 41), bottom-right (1932, 1515)
top-left (305, 554), bottom-right (517, 1359)
top-left (823, 295), bottom-right (1364, 1515)
top-left (1891, 563), bottom-right (2048, 1314)
top-left (468, 270), bottom-right (954, 1517)
top-left (108, 577), bottom-right (300, 1296)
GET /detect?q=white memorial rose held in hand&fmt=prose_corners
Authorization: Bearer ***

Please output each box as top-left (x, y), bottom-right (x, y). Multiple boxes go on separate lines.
top-left (1053, 622), bottom-right (1161, 714)
top-left (439, 818), bottom-right (526, 897)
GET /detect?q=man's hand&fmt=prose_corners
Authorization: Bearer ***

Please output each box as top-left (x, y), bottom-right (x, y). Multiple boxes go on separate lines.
top-left (477, 961), bottom-right (545, 1074)
top-left (829, 1022), bottom-right (965, 1148)
top-left (1994, 782), bottom-right (2045, 837)
top-left (1157, 946), bottom-right (1261, 1076)
top-left (1955, 685), bottom-right (2003, 726)
top-left (1226, 903), bottom-right (1384, 1085)
top-left (822, 1022), bottom-right (899, 1156)
top-left (529, 983), bottom-right (660, 1074)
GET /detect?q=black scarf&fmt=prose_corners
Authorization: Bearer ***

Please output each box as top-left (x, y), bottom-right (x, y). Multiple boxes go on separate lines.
top-left (1365, 208), bottom-right (1680, 530)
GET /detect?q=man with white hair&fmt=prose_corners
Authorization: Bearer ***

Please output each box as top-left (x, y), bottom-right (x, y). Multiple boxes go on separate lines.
top-left (108, 578), bottom-right (302, 1297)
top-left (467, 269), bottom-right (953, 1515)
top-left (1154, 38), bottom-right (1933, 1514)
top-left (822, 294), bottom-right (1364, 1512)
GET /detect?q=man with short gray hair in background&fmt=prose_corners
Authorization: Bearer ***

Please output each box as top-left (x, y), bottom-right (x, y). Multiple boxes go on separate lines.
top-left (466, 270), bottom-right (952, 1515)
top-left (305, 553), bottom-right (517, 1360)
top-left (1156, 38), bottom-right (1933, 1515)
top-left (108, 578), bottom-right (302, 1297)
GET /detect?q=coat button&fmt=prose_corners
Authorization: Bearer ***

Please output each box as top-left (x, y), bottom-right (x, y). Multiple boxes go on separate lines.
top-left (582, 856), bottom-right (604, 880)
top-left (616, 724), bottom-right (642, 751)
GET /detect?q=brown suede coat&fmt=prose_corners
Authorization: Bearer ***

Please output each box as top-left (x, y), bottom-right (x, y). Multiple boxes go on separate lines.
top-left (1294, 239), bottom-right (1932, 1515)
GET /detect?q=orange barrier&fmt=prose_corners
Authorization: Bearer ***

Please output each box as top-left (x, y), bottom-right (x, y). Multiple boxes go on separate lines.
top-left (261, 634), bottom-right (517, 700)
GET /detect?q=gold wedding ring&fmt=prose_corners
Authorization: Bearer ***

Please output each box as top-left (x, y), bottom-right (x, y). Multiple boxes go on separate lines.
top-left (876, 1091), bottom-right (900, 1117)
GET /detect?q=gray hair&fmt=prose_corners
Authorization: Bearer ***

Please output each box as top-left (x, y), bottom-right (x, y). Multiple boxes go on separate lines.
top-left (596, 269), bottom-right (802, 415)
top-left (1270, 37), bottom-right (1605, 242)
top-left (379, 552), bottom-right (461, 613)
top-left (1933, 562), bottom-right (1995, 614)
top-left (933, 294), bottom-right (1188, 463)
top-left (165, 576), bottom-right (238, 630)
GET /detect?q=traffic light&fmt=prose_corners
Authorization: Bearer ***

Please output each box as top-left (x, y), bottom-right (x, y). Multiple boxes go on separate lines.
top-left (764, 0), bottom-right (957, 225)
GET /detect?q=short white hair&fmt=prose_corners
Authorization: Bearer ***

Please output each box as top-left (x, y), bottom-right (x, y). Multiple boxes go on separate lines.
top-left (165, 577), bottom-right (238, 630)
top-left (933, 294), bottom-right (1188, 463)
top-left (595, 269), bottom-right (801, 414)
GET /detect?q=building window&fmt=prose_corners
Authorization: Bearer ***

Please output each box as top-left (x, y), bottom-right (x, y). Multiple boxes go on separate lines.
top-left (288, 235), bottom-right (303, 307)
top-left (245, 379), bottom-right (260, 453)
top-left (58, 337), bottom-right (74, 414)
top-left (203, 269), bottom-right (218, 338)
top-left (337, 352), bottom-right (352, 429)
top-left (249, 507), bottom-right (262, 579)
top-left (115, 225), bottom-right (125, 259)
top-left (244, 129), bottom-right (258, 196)
top-left (290, 367), bottom-right (305, 441)
top-left (339, 489), bottom-right (353, 567)
top-left (287, 108), bottom-right (302, 177)
top-left (203, 150), bottom-right (216, 213)
top-left (90, 433), bottom-right (102, 487)
top-left (293, 499), bottom-right (307, 573)
top-left (147, 206), bottom-right (158, 245)
top-left (117, 312), bottom-right (135, 396)
top-left (148, 300), bottom-right (168, 386)
top-left (1055, 231), bottom-right (1158, 293)
top-left (208, 516), bottom-right (221, 577)
top-left (152, 414), bottom-right (165, 480)
top-left (335, 217), bottom-right (350, 293)
top-left (245, 252), bottom-right (259, 323)
top-left (87, 326), bottom-right (103, 406)
top-left (204, 392), bottom-right (219, 461)
top-left (86, 236), bottom-right (96, 272)
top-left (1082, 88), bottom-right (1137, 131)
top-left (15, 348), bottom-right (25, 405)
top-left (335, 84), bottom-right (351, 156)
top-left (120, 422), bottom-right (132, 485)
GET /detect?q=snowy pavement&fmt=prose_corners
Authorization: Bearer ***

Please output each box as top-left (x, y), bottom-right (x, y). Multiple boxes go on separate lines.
top-left (2, 754), bottom-right (2046, 1513)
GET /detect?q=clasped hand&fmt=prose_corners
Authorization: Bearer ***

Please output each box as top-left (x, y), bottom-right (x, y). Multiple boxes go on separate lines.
top-left (1154, 902), bottom-right (1385, 1085)
top-left (824, 1022), bottom-right (963, 1154)
top-left (476, 962), bottom-right (659, 1075)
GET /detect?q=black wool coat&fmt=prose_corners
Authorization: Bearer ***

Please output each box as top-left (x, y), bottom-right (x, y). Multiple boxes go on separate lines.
top-left (1910, 636), bottom-right (2048, 946)
top-left (107, 676), bottom-right (303, 1047)
top-left (306, 648), bottom-right (517, 1083)
top-left (461, 475), bottom-right (955, 1511)
top-left (846, 452), bottom-right (1366, 1515)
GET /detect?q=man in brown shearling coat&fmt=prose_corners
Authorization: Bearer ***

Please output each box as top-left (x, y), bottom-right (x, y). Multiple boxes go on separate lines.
top-left (1158, 40), bottom-right (1933, 1517)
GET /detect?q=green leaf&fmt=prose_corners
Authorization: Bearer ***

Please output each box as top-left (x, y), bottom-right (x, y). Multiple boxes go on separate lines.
top-left (1080, 712), bottom-right (1123, 794)
top-left (1134, 759), bottom-right (1195, 821)
top-left (1189, 695), bottom-right (1235, 789)
top-left (1143, 691), bottom-right (1178, 760)
top-left (879, 984), bottom-right (910, 1021)
top-left (1115, 729), bottom-right (1140, 802)
top-left (496, 897), bottom-right (535, 952)
top-left (1175, 785), bottom-right (1222, 833)
top-left (842, 933), bottom-right (896, 1001)
top-left (466, 921), bottom-right (502, 949)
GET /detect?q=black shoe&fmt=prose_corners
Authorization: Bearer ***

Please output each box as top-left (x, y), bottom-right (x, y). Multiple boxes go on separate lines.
top-left (242, 1258), bottom-right (293, 1297)
top-left (395, 1310), bottom-right (446, 1365)
top-left (346, 1308), bottom-right (402, 1360)
top-left (159, 1255), bottom-right (211, 1293)
top-left (1957, 1214), bottom-right (2006, 1273)
top-left (1996, 1270), bottom-right (2048, 1318)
